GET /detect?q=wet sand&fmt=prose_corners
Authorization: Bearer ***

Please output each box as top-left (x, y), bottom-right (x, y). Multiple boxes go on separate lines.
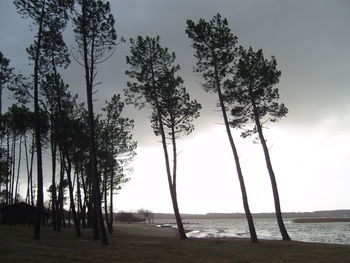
top-left (116, 223), bottom-right (178, 238)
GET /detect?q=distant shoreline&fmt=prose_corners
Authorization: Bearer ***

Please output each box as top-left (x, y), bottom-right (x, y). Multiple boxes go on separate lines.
top-left (294, 218), bottom-right (350, 223)
top-left (150, 209), bottom-right (350, 220)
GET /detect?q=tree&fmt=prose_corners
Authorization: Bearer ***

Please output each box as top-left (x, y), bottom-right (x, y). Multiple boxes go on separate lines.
top-left (125, 36), bottom-right (201, 240)
top-left (227, 46), bottom-right (290, 241)
top-left (0, 52), bottom-right (14, 115)
top-left (186, 14), bottom-right (258, 243)
top-left (99, 94), bottom-right (137, 234)
top-left (72, 0), bottom-right (119, 245)
top-left (13, 0), bottom-right (72, 239)
top-left (4, 105), bottom-right (32, 205)
top-left (32, 4), bottom-right (75, 234)
top-left (138, 209), bottom-right (154, 224)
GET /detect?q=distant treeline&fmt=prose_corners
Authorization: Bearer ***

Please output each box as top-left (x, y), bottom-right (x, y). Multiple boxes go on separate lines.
top-left (151, 210), bottom-right (350, 220)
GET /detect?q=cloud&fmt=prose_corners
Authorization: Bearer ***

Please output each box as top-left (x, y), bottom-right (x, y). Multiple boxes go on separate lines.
top-left (2, 0), bottom-right (350, 212)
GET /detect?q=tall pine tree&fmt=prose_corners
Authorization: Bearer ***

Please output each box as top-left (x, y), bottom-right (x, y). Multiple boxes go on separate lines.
top-left (125, 36), bottom-right (201, 240)
top-left (186, 14), bottom-right (258, 243)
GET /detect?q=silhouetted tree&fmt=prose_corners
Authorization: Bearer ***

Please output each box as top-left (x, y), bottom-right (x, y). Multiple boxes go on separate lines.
top-left (186, 14), bottom-right (258, 243)
top-left (5, 105), bottom-right (32, 205)
top-left (72, 0), bottom-right (119, 245)
top-left (125, 36), bottom-right (201, 240)
top-left (34, 7), bottom-right (74, 234)
top-left (0, 52), bottom-right (14, 115)
top-left (0, 54), bottom-right (15, 206)
top-left (13, 0), bottom-right (72, 239)
top-left (226, 46), bottom-right (290, 241)
top-left (99, 94), bottom-right (136, 233)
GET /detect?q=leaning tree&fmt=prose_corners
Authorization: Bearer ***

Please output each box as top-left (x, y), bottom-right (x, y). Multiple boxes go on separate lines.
top-left (125, 36), bottom-right (201, 240)
top-left (186, 14), bottom-right (258, 242)
top-left (226, 46), bottom-right (290, 241)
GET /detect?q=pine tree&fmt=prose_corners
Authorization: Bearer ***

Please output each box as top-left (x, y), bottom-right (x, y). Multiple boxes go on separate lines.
top-left (72, 0), bottom-right (119, 245)
top-left (13, 0), bottom-right (72, 239)
top-left (227, 46), bottom-right (290, 240)
top-left (125, 36), bottom-right (201, 240)
top-left (186, 14), bottom-right (258, 243)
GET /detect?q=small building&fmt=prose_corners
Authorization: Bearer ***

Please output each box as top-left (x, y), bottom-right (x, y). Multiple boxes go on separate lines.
top-left (0, 202), bottom-right (50, 225)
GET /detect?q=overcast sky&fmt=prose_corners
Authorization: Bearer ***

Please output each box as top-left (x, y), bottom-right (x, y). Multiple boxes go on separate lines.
top-left (1, 0), bottom-right (350, 214)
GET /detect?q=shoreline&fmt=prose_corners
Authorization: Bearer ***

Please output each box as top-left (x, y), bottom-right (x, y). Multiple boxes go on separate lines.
top-left (294, 218), bottom-right (350, 223)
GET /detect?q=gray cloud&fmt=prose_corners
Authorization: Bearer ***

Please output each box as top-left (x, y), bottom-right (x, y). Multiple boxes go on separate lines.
top-left (2, 0), bottom-right (350, 144)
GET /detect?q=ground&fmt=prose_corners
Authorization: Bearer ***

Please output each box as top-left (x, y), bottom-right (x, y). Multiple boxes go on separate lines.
top-left (0, 223), bottom-right (349, 263)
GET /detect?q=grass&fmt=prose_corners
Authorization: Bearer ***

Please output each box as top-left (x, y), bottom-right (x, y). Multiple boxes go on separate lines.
top-left (1, 224), bottom-right (350, 263)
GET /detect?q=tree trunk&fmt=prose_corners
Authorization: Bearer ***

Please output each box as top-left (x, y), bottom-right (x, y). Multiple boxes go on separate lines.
top-left (103, 165), bottom-right (111, 233)
top-left (62, 152), bottom-right (82, 237)
top-left (50, 131), bottom-right (58, 230)
top-left (76, 169), bottom-right (84, 228)
top-left (24, 134), bottom-right (31, 204)
top-left (33, 2), bottom-right (46, 240)
top-left (58, 159), bottom-right (66, 228)
top-left (213, 61), bottom-right (258, 243)
top-left (81, 0), bottom-right (108, 245)
top-left (79, 166), bottom-right (88, 229)
top-left (10, 133), bottom-right (16, 205)
top-left (108, 166), bottom-right (114, 234)
top-left (249, 94), bottom-right (291, 241)
top-left (29, 135), bottom-right (35, 206)
top-left (155, 98), bottom-right (187, 240)
top-left (6, 133), bottom-right (10, 205)
top-left (102, 123), bottom-right (113, 234)
top-left (14, 135), bottom-right (22, 203)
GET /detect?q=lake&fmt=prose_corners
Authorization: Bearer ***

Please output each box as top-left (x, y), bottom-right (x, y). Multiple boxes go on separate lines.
top-left (154, 218), bottom-right (350, 245)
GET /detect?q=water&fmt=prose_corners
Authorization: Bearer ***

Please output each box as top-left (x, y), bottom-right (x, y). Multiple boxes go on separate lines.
top-left (154, 218), bottom-right (350, 245)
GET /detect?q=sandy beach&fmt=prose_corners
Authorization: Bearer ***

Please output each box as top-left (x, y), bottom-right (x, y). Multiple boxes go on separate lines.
top-left (116, 222), bottom-right (178, 238)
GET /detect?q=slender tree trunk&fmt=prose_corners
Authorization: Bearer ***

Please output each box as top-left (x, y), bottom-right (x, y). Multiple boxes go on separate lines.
top-left (6, 133), bottom-right (10, 205)
top-left (50, 128), bottom-right (59, 231)
top-left (58, 158), bottom-right (66, 228)
top-left (76, 168), bottom-right (83, 228)
top-left (155, 98), bottom-right (187, 240)
top-left (81, 0), bottom-right (108, 245)
top-left (62, 152), bottom-right (82, 237)
top-left (249, 91), bottom-right (291, 241)
top-left (102, 127), bottom-right (112, 234)
top-left (10, 133), bottom-right (16, 205)
top-left (103, 174), bottom-right (110, 233)
top-left (14, 135), bottom-right (22, 203)
top-left (108, 166), bottom-right (114, 234)
top-left (79, 166), bottom-right (88, 229)
top-left (24, 134), bottom-right (30, 204)
top-left (213, 61), bottom-right (258, 243)
top-left (29, 136), bottom-right (35, 206)
top-left (56, 120), bottom-right (82, 235)
top-left (33, 2), bottom-right (46, 240)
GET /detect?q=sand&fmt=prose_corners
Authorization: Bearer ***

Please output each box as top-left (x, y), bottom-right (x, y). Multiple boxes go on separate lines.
top-left (116, 222), bottom-right (178, 238)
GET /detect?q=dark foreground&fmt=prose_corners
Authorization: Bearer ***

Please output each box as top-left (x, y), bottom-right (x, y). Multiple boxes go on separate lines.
top-left (1, 224), bottom-right (350, 263)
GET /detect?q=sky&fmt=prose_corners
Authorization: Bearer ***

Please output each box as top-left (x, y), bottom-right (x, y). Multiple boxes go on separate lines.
top-left (1, 0), bottom-right (350, 214)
